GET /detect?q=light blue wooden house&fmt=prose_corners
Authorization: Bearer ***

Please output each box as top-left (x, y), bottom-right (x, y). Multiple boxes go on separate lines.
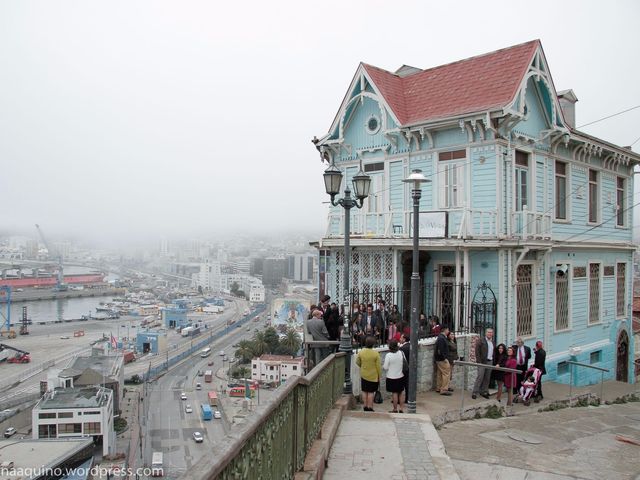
top-left (313, 40), bottom-right (638, 385)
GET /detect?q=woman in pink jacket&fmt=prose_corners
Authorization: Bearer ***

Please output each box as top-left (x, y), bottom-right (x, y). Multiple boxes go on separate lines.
top-left (503, 346), bottom-right (518, 406)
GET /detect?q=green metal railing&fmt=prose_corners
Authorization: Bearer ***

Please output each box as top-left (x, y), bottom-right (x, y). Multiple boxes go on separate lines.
top-left (189, 352), bottom-right (345, 480)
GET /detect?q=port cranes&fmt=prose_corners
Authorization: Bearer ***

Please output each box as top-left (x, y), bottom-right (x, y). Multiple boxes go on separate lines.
top-left (35, 224), bottom-right (67, 291)
top-left (0, 287), bottom-right (15, 339)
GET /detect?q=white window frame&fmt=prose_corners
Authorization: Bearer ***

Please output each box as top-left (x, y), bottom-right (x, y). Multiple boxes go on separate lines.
top-left (554, 160), bottom-right (570, 222)
top-left (587, 261), bottom-right (602, 325)
top-left (616, 261), bottom-right (626, 318)
top-left (437, 149), bottom-right (466, 209)
top-left (515, 151), bottom-right (530, 212)
top-left (588, 169), bottom-right (599, 224)
top-left (515, 262), bottom-right (536, 339)
top-left (554, 263), bottom-right (571, 332)
top-left (616, 176), bottom-right (626, 228)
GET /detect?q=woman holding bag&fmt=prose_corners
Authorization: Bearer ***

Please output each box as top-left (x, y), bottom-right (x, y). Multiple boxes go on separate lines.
top-left (356, 335), bottom-right (381, 412)
top-left (383, 339), bottom-right (405, 413)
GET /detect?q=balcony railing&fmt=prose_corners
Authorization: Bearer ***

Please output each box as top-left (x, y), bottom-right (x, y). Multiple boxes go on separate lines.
top-left (511, 208), bottom-right (551, 239)
top-left (326, 207), bottom-right (553, 240)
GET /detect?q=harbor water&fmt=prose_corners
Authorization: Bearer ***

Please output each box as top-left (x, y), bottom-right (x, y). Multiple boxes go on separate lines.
top-left (6, 296), bottom-right (112, 323)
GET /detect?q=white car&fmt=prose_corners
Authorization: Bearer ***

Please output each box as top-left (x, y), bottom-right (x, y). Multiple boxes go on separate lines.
top-left (60, 336), bottom-right (70, 340)
top-left (4, 427), bottom-right (16, 438)
top-left (213, 411), bottom-right (222, 419)
top-left (185, 405), bottom-right (193, 413)
top-left (192, 431), bottom-right (203, 443)
top-left (219, 350), bottom-right (225, 356)
top-left (180, 392), bottom-right (187, 400)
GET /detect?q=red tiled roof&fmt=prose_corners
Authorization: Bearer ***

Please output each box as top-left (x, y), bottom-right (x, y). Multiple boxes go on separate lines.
top-left (363, 40), bottom-right (540, 126)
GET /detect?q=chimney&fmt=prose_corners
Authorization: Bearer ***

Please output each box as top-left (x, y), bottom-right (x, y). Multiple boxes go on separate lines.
top-left (557, 89), bottom-right (578, 129)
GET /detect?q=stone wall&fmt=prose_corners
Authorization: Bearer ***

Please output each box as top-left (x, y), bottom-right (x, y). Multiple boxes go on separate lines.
top-left (350, 334), bottom-right (479, 398)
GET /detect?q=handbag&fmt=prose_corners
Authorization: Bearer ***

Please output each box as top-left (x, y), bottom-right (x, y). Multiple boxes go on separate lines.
top-left (401, 351), bottom-right (409, 376)
top-left (373, 390), bottom-right (383, 404)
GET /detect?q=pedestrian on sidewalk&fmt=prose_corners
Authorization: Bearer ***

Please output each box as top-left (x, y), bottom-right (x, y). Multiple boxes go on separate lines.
top-left (504, 346), bottom-right (517, 406)
top-left (533, 340), bottom-right (547, 402)
top-left (434, 326), bottom-right (452, 395)
top-left (400, 333), bottom-right (411, 403)
top-left (512, 337), bottom-right (531, 394)
top-left (492, 343), bottom-right (507, 403)
top-left (446, 331), bottom-right (459, 382)
top-left (383, 339), bottom-right (405, 412)
top-left (356, 336), bottom-right (381, 412)
top-left (472, 328), bottom-right (494, 399)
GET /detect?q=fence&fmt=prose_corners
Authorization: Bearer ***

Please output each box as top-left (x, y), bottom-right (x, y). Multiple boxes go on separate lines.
top-left (452, 360), bottom-right (520, 414)
top-left (142, 305), bottom-right (265, 382)
top-left (189, 352), bottom-right (345, 480)
top-left (347, 283), bottom-right (496, 338)
top-left (568, 360), bottom-right (609, 405)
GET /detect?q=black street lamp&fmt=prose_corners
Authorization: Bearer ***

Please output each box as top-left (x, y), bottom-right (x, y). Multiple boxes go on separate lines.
top-left (402, 169), bottom-right (430, 413)
top-left (323, 160), bottom-right (371, 394)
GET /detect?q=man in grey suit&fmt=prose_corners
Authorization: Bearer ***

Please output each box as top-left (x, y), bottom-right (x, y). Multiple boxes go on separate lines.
top-left (307, 309), bottom-right (331, 366)
top-left (472, 328), bottom-right (494, 399)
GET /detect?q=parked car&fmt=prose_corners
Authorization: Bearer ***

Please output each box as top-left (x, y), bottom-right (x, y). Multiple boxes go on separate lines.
top-left (185, 405), bottom-right (193, 413)
top-left (180, 392), bottom-right (187, 400)
top-left (192, 431), bottom-right (203, 443)
top-left (196, 383), bottom-right (202, 390)
top-left (213, 411), bottom-right (222, 419)
top-left (4, 427), bottom-right (16, 438)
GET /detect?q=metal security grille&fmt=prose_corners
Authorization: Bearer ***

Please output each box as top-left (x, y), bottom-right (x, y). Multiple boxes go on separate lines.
top-left (589, 263), bottom-right (601, 324)
top-left (516, 264), bottom-right (533, 337)
top-left (332, 250), bottom-right (394, 305)
top-left (617, 262), bottom-right (626, 317)
top-left (555, 270), bottom-right (569, 331)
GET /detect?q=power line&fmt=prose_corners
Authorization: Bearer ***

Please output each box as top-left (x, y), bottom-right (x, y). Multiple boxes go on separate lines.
top-left (577, 105), bottom-right (640, 129)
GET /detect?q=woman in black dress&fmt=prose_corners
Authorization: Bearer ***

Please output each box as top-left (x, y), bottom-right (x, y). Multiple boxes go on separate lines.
top-left (492, 343), bottom-right (507, 403)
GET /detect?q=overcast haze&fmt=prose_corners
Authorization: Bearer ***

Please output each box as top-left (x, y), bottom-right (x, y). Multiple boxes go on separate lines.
top-left (1, 0), bottom-right (639, 243)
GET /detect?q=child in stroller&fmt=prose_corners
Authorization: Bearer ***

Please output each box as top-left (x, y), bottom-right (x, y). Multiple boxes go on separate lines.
top-left (518, 367), bottom-right (542, 406)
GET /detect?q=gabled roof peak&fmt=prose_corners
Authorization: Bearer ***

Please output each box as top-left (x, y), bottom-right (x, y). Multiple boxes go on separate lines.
top-left (361, 40), bottom-right (541, 125)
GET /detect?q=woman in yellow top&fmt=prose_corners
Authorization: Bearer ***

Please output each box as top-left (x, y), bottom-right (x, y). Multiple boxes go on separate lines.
top-left (356, 336), bottom-right (382, 411)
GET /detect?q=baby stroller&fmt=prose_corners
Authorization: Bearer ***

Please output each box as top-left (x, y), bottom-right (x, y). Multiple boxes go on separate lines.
top-left (517, 367), bottom-right (542, 406)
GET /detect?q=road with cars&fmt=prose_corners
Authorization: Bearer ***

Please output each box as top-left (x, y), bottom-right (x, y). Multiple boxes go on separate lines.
top-left (142, 316), bottom-right (268, 478)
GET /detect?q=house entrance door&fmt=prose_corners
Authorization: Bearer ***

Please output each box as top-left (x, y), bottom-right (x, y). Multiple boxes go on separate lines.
top-left (616, 330), bottom-right (629, 382)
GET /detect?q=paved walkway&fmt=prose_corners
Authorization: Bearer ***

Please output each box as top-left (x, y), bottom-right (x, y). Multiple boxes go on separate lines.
top-left (323, 379), bottom-right (640, 480)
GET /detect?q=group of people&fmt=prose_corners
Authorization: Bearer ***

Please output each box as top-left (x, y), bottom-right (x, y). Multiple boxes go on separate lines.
top-left (355, 325), bottom-right (462, 412)
top-left (355, 334), bottom-right (412, 412)
top-left (472, 329), bottom-right (547, 406)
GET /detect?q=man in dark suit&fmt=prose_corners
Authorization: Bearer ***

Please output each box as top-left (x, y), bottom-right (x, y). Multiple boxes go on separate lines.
top-left (472, 328), bottom-right (494, 399)
top-left (373, 299), bottom-right (389, 344)
top-left (512, 337), bottom-right (532, 393)
top-left (360, 304), bottom-right (379, 339)
top-left (533, 340), bottom-right (546, 402)
top-left (400, 333), bottom-right (411, 402)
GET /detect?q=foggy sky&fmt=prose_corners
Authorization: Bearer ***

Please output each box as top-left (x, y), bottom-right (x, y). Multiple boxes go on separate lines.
top-left (1, 0), bottom-right (639, 243)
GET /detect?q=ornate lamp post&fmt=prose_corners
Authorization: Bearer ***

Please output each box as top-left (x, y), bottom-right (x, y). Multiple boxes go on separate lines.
top-left (402, 169), bottom-right (430, 413)
top-left (323, 161), bottom-right (371, 394)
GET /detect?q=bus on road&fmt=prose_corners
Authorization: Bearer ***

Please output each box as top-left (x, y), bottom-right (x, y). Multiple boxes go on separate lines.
top-left (229, 386), bottom-right (256, 398)
top-left (201, 404), bottom-right (212, 420)
top-left (200, 347), bottom-right (211, 358)
top-left (204, 370), bottom-right (213, 382)
top-left (208, 391), bottom-right (218, 407)
top-left (151, 451), bottom-right (163, 477)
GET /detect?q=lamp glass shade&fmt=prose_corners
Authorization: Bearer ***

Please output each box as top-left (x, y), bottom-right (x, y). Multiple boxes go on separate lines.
top-left (323, 164), bottom-right (343, 196)
top-left (352, 170), bottom-right (371, 200)
top-left (402, 169), bottom-right (430, 187)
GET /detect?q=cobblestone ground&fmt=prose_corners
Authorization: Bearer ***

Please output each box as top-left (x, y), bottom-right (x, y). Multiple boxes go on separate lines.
top-left (394, 418), bottom-right (440, 480)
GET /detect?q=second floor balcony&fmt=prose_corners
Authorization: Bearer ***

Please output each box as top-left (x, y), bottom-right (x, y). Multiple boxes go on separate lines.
top-left (325, 206), bottom-right (552, 241)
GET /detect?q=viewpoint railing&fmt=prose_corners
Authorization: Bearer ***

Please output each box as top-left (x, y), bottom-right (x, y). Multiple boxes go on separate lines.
top-left (188, 352), bottom-right (345, 480)
top-left (568, 360), bottom-right (609, 405)
top-left (452, 360), bottom-right (520, 413)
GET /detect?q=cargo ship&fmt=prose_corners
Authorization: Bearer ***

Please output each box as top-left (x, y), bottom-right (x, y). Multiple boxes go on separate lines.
top-left (0, 272), bottom-right (105, 288)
